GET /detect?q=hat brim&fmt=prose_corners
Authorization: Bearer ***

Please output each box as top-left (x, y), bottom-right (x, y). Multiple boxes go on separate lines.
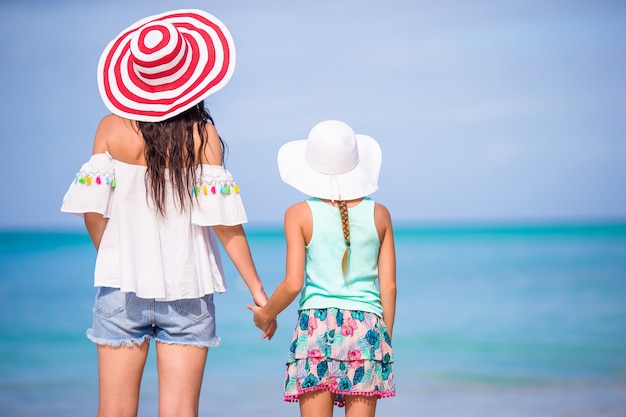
top-left (97, 9), bottom-right (235, 122)
top-left (278, 134), bottom-right (382, 200)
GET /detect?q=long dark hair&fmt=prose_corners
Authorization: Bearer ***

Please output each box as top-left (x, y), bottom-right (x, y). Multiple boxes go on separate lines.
top-left (137, 101), bottom-right (226, 216)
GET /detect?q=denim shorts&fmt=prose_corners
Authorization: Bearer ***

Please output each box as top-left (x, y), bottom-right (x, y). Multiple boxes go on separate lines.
top-left (86, 287), bottom-right (220, 348)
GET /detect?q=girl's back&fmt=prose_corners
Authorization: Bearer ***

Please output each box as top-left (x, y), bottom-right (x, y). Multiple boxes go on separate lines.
top-left (299, 197), bottom-right (383, 316)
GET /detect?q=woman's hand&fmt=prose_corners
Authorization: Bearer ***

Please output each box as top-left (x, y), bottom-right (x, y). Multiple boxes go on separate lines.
top-left (247, 304), bottom-right (277, 340)
top-left (250, 289), bottom-right (277, 340)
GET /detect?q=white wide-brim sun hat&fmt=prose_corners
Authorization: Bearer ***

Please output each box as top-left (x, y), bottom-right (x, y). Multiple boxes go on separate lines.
top-left (278, 120), bottom-right (382, 201)
top-left (97, 9), bottom-right (235, 122)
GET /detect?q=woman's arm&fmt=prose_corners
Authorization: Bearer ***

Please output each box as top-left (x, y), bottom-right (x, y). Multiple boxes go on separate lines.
top-left (247, 202), bottom-right (308, 334)
top-left (211, 224), bottom-right (268, 300)
top-left (83, 116), bottom-right (113, 251)
top-left (212, 224), bottom-right (276, 339)
top-left (375, 203), bottom-right (397, 340)
top-left (84, 213), bottom-right (107, 251)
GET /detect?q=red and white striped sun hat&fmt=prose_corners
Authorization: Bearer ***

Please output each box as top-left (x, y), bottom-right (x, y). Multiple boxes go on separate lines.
top-left (97, 9), bottom-right (235, 122)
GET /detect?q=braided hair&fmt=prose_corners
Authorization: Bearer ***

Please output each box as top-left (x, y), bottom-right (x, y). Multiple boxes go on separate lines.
top-left (338, 200), bottom-right (351, 282)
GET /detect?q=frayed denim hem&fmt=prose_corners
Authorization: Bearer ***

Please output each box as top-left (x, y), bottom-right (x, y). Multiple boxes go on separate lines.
top-left (86, 330), bottom-right (151, 347)
top-left (155, 336), bottom-right (221, 349)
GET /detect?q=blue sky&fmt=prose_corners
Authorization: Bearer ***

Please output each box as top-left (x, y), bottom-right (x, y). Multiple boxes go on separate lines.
top-left (1, 0), bottom-right (625, 229)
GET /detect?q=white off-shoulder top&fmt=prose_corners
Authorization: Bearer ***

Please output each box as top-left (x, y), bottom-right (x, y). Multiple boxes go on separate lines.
top-left (61, 152), bottom-right (247, 301)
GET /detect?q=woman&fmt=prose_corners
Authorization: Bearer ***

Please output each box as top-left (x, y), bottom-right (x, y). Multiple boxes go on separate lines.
top-left (61, 10), bottom-right (275, 417)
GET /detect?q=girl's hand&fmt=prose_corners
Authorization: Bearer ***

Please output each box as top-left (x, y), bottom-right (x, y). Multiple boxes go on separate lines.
top-left (247, 304), bottom-right (277, 340)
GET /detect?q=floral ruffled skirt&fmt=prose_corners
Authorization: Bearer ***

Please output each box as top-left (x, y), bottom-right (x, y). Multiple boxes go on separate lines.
top-left (284, 307), bottom-right (395, 407)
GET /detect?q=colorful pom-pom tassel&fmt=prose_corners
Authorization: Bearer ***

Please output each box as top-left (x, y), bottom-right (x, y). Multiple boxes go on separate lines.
top-left (111, 179), bottom-right (116, 188)
top-left (211, 185), bottom-right (216, 194)
top-left (85, 176), bottom-right (92, 185)
top-left (234, 185), bottom-right (240, 193)
top-left (203, 185), bottom-right (208, 195)
top-left (78, 177), bottom-right (86, 184)
top-left (96, 176), bottom-right (102, 185)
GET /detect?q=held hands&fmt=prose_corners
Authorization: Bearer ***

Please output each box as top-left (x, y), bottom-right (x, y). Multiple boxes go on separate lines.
top-left (249, 291), bottom-right (277, 340)
top-left (247, 303), bottom-right (277, 341)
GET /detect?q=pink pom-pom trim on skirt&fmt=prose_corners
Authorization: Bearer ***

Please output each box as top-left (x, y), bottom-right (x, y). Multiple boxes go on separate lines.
top-left (284, 382), bottom-right (396, 408)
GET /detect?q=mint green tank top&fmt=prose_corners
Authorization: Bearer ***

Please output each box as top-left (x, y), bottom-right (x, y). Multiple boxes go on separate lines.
top-left (299, 197), bottom-right (383, 317)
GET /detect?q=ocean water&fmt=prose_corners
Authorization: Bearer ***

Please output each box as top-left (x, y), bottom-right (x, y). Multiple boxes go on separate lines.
top-left (0, 222), bottom-right (625, 417)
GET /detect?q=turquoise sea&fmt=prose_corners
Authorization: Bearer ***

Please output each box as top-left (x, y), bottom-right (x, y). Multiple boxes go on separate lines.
top-left (1, 222), bottom-right (625, 416)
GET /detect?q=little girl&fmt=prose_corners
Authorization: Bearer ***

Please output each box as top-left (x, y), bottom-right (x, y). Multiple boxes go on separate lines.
top-left (248, 120), bottom-right (396, 417)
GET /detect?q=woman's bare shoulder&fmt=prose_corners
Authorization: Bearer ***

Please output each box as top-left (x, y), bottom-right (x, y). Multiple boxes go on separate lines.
top-left (93, 115), bottom-right (144, 162)
top-left (96, 114), bottom-right (134, 134)
top-left (199, 122), bottom-right (222, 165)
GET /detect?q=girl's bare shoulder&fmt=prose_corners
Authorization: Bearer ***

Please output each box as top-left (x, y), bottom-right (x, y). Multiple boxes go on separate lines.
top-left (374, 201), bottom-right (393, 236)
top-left (374, 201), bottom-right (391, 219)
top-left (285, 201), bottom-right (311, 217)
top-left (285, 201), bottom-right (313, 244)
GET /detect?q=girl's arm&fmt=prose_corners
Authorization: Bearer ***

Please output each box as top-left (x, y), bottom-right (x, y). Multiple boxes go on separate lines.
top-left (375, 203), bottom-right (397, 340)
top-left (247, 202), bottom-right (308, 334)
